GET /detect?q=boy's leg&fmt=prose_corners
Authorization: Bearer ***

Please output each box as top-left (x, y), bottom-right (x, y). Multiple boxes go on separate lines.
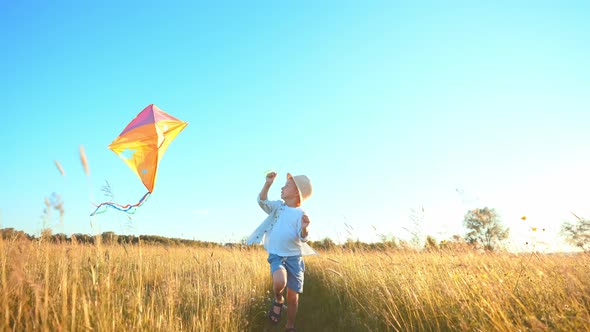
top-left (272, 268), bottom-right (287, 310)
top-left (285, 287), bottom-right (299, 329)
top-left (282, 256), bottom-right (304, 329)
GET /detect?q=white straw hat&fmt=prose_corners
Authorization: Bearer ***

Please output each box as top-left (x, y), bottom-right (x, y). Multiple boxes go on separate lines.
top-left (287, 173), bottom-right (312, 203)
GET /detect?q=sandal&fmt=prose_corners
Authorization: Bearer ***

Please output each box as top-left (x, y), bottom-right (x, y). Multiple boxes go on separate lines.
top-left (268, 301), bottom-right (284, 324)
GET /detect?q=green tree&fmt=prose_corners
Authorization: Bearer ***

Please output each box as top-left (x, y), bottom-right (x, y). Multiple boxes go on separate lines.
top-left (1, 228), bottom-right (30, 240)
top-left (439, 234), bottom-right (469, 251)
top-left (101, 231), bottom-right (118, 245)
top-left (378, 234), bottom-right (399, 250)
top-left (561, 214), bottom-right (590, 252)
top-left (319, 237), bottom-right (336, 250)
top-left (463, 207), bottom-right (509, 251)
top-left (424, 235), bottom-right (438, 251)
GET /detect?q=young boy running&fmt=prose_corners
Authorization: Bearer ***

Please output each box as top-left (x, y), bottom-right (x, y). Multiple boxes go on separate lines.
top-left (247, 171), bottom-right (315, 332)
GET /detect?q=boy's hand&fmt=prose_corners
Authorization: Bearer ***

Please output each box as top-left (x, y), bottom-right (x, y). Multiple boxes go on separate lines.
top-left (301, 213), bottom-right (310, 238)
top-left (265, 171), bottom-right (277, 184)
top-left (302, 213), bottom-right (311, 228)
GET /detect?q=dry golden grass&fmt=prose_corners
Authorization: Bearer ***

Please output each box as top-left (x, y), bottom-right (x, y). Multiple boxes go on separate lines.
top-left (0, 237), bottom-right (271, 331)
top-left (2, 236), bottom-right (589, 331)
top-left (308, 248), bottom-right (590, 331)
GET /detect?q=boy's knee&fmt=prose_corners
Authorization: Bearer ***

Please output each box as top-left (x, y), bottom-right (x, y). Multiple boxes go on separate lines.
top-left (286, 290), bottom-right (299, 304)
top-left (273, 269), bottom-right (287, 283)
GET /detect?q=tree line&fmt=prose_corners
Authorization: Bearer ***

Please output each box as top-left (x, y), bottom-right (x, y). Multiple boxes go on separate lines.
top-left (0, 227), bottom-right (469, 251)
top-left (3, 206), bottom-right (589, 251)
top-left (0, 228), bottom-right (220, 247)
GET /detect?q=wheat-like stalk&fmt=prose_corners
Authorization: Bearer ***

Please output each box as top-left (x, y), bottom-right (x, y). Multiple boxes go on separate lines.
top-left (79, 145), bottom-right (90, 176)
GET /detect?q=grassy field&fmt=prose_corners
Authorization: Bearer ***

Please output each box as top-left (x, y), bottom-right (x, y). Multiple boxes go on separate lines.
top-left (1, 236), bottom-right (589, 331)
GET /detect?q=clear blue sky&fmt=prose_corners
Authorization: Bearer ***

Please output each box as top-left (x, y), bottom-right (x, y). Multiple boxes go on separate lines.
top-left (2, 1), bottom-right (589, 252)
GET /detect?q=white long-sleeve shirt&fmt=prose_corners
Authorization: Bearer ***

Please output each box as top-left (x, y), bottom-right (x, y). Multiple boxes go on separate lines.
top-left (247, 195), bottom-right (317, 256)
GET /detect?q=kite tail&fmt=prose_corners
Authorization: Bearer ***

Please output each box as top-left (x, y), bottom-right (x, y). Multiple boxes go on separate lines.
top-left (90, 192), bottom-right (151, 216)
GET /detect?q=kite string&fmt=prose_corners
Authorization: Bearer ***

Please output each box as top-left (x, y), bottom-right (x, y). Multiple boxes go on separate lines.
top-left (90, 192), bottom-right (151, 216)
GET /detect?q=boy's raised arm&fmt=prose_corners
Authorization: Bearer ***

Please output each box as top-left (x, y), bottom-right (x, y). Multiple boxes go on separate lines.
top-left (259, 171), bottom-right (276, 201)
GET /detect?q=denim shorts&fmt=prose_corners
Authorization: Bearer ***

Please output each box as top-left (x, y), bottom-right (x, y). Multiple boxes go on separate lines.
top-left (267, 254), bottom-right (305, 293)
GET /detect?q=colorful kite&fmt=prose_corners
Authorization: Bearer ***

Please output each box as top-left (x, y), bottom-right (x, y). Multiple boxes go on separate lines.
top-left (90, 104), bottom-right (188, 215)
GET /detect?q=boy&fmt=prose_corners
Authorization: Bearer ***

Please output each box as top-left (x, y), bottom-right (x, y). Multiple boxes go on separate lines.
top-left (247, 171), bottom-right (316, 332)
